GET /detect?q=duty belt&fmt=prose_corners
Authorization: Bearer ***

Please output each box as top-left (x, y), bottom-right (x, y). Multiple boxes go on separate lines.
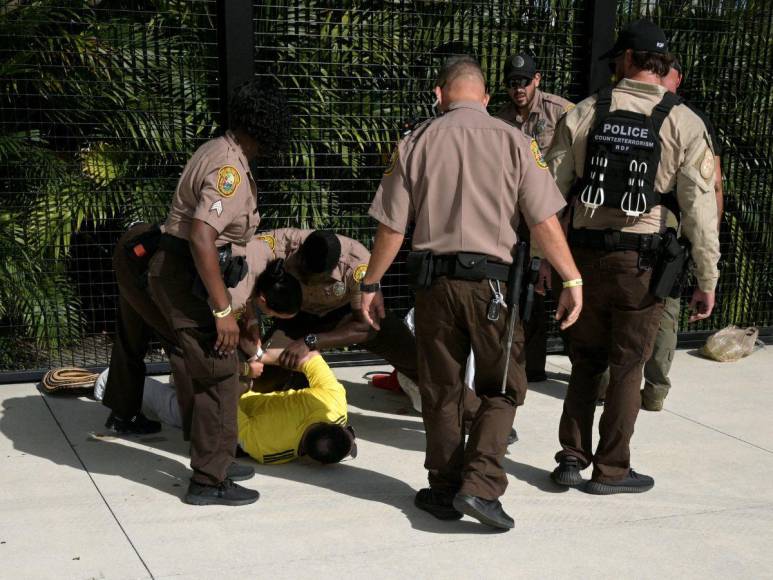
top-left (159, 233), bottom-right (233, 262)
top-left (569, 228), bottom-right (663, 253)
top-left (432, 253), bottom-right (511, 282)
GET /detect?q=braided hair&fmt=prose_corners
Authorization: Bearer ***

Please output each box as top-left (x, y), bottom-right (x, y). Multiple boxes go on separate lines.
top-left (229, 77), bottom-right (292, 157)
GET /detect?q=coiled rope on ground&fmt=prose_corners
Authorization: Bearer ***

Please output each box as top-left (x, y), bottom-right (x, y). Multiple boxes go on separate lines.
top-left (41, 367), bottom-right (99, 394)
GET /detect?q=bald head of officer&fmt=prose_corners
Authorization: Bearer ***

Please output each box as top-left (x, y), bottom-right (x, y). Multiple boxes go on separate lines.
top-left (433, 55), bottom-right (490, 109)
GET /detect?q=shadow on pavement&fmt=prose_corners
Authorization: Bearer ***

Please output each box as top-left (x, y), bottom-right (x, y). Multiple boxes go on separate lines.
top-left (251, 460), bottom-right (504, 535)
top-left (0, 393), bottom-right (190, 499)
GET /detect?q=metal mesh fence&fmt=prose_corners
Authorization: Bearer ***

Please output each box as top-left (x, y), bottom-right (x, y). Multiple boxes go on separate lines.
top-left (1, 0), bottom-right (771, 379)
top-left (617, 0), bottom-right (773, 341)
top-left (0, 1), bottom-right (219, 374)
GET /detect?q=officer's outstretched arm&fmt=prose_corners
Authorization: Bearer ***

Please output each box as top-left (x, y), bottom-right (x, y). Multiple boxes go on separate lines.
top-left (361, 223), bottom-right (404, 330)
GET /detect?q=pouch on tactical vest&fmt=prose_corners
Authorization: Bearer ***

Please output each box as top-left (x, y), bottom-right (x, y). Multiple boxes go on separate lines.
top-left (578, 86), bottom-right (682, 220)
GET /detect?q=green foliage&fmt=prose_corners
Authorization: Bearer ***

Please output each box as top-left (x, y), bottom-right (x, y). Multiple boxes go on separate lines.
top-left (0, 1), bottom-right (216, 369)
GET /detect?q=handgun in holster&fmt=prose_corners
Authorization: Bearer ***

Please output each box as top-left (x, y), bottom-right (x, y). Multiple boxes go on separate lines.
top-left (650, 228), bottom-right (692, 299)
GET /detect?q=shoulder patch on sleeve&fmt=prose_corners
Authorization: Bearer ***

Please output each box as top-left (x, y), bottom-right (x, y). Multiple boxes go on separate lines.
top-left (216, 165), bottom-right (241, 197)
top-left (353, 264), bottom-right (368, 283)
top-left (384, 147), bottom-right (399, 176)
top-left (530, 139), bottom-right (548, 169)
top-left (256, 233), bottom-right (275, 251)
top-left (699, 148), bottom-right (715, 180)
top-left (564, 103), bottom-right (575, 113)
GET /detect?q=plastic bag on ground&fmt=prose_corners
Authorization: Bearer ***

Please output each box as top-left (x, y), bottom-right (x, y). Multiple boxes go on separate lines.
top-left (699, 325), bottom-right (761, 362)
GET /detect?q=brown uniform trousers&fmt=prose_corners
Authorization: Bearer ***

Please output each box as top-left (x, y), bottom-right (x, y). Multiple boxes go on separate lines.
top-left (103, 226), bottom-right (236, 486)
top-left (415, 278), bottom-right (526, 501)
top-left (146, 247), bottom-right (241, 486)
top-left (103, 226), bottom-right (192, 433)
top-left (557, 248), bottom-right (663, 481)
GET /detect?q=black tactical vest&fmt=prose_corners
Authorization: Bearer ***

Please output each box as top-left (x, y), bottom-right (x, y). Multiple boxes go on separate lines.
top-left (578, 86), bottom-right (682, 219)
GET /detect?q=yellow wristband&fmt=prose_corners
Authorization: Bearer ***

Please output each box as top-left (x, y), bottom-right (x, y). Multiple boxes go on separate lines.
top-left (562, 278), bottom-right (583, 289)
top-left (212, 304), bottom-right (232, 318)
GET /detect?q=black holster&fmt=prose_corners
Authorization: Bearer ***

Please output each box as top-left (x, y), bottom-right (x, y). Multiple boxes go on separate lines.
top-left (192, 244), bottom-right (248, 300)
top-left (650, 228), bottom-right (691, 299)
top-left (406, 250), bottom-right (434, 290)
top-left (159, 233), bottom-right (248, 300)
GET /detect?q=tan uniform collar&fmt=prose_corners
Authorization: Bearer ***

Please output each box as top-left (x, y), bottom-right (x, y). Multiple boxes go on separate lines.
top-left (447, 100), bottom-right (489, 114)
top-left (223, 130), bottom-right (253, 177)
top-left (615, 78), bottom-right (667, 98)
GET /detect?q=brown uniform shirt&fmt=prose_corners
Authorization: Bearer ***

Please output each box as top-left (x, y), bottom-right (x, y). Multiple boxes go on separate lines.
top-left (369, 101), bottom-right (566, 264)
top-left (496, 89), bottom-right (575, 152)
top-left (163, 130), bottom-right (259, 257)
top-left (228, 237), bottom-right (275, 316)
top-left (545, 78), bottom-right (720, 292)
top-left (257, 228), bottom-right (371, 316)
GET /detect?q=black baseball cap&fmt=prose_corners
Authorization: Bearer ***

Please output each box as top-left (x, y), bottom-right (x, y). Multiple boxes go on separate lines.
top-left (600, 19), bottom-right (669, 59)
top-left (504, 53), bottom-right (537, 81)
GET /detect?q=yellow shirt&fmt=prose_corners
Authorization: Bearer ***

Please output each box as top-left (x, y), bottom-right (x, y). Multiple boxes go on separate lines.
top-left (237, 355), bottom-right (348, 464)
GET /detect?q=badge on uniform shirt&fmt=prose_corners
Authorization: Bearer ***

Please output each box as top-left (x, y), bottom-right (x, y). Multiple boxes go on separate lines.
top-left (332, 281), bottom-right (346, 297)
top-left (353, 264), bottom-right (368, 283)
top-left (534, 119), bottom-right (546, 135)
top-left (699, 148), bottom-right (714, 180)
top-left (216, 165), bottom-right (241, 197)
top-left (530, 139), bottom-right (548, 169)
top-left (256, 233), bottom-right (276, 251)
top-left (384, 148), bottom-right (399, 176)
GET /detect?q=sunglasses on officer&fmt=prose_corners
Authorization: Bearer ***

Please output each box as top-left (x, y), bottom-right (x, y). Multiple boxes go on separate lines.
top-left (506, 77), bottom-right (531, 89)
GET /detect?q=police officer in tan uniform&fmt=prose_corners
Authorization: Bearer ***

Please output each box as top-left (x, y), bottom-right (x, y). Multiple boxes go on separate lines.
top-left (497, 52), bottom-right (576, 383)
top-left (360, 56), bottom-right (583, 529)
top-left (116, 78), bottom-right (291, 506)
top-left (546, 21), bottom-right (720, 494)
top-left (251, 228), bottom-right (419, 389)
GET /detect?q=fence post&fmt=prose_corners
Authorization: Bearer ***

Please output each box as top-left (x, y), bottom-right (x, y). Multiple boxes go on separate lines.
top-left (573, 0), bottom-right (617, 101)
top-left (217, 0), bottom-right (254, 131)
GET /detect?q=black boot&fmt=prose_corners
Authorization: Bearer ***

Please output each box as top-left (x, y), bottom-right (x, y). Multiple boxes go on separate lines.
top-left (585, 469), bottom-right (654, 495)
top-left (507, 428), bottom-right (519, 445)
top-left (414, 488), bottom-right (462, 520)
top-left (226, 462), bottom-right (254, 482)
top-left (551, 455), bottom-right (583, 486)
top-left (105, 412), bottom-right (161, 435)
top-left (452, 493), bottom-right (514, 530)
top-left (184, 479), bottom-right (260, 506)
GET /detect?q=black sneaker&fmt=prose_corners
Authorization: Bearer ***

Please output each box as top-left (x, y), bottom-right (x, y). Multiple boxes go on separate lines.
top-left (184, 479), bottom-right (260, 506)
top-left (452, 493), bottom-right (514, 530)
top-left (226, 462), bottom-right (254, 482)
top-left (507, 428), bottom-right (519, 445)
top-left (585, 469), bottom-right (655, 495)
top-left (105, 412), bottom-right (161, 435)
top-left (551, 455), bottom-right (584, 486)
top-left (414, 488), bottom-right (463, 520)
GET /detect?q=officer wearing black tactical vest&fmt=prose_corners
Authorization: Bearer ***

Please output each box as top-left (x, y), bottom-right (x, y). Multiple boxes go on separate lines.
top-left (545, 20), bottom-right (720, 494)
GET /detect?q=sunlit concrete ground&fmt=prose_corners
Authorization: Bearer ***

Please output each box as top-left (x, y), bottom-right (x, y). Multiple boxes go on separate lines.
top-left (1, 347), bottom-right (772, 580)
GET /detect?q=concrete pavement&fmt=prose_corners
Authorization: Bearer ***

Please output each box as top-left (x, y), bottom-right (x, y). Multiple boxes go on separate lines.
top-left (1, 348), bottom-right (772, 579)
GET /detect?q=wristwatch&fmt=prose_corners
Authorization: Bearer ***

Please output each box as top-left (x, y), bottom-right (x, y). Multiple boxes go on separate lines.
top-left (303, 334), bottom-right (318, 350)
top-left (359, 281), bottom-right (381, 293)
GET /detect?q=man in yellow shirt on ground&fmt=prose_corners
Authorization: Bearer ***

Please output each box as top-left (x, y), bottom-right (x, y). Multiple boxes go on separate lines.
top-left (131, 348), bottom-right (357, 465)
